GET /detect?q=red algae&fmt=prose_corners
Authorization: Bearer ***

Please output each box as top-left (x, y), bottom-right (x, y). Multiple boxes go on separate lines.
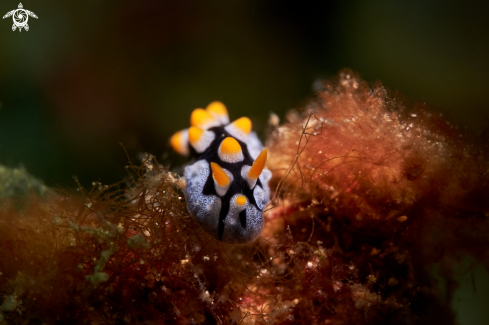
top-left (264, 70), bottom-right (489, 324)
top-left (0, 71), bottom-right (488, 324)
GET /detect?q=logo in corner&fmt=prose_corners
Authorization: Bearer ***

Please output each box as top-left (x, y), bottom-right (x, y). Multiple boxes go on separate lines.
top-left (3, 3), bottom-right (38, 32)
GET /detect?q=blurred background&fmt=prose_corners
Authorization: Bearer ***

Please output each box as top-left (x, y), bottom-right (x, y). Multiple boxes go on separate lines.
top-left (0, 0), bottom-right (488, 323)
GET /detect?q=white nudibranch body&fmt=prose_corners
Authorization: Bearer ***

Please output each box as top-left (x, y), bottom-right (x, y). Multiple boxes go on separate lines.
top-left (170, 102), bottom-right (271, 244)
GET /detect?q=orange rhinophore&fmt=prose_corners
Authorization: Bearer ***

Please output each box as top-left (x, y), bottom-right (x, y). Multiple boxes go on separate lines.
top-left (211, 162), bottom-right (231, 187)
top-left (247, 148), bottom-right (268, 180)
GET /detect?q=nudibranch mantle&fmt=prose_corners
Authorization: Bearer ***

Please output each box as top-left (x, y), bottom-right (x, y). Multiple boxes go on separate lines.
top-left (170, 102), bottom-right (271, 244)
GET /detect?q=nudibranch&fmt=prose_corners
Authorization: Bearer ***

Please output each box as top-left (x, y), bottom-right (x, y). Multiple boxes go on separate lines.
top-left (170, 101), bottom-right (271, 244)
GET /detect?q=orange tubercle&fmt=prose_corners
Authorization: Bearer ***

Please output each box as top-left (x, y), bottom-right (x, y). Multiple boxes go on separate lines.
top-left (236, 195), bottom-right (247, 206)
top-left (231, 117), bottom-right (252, 135)
top-left (206, 101), bottom-right (228, 117)
top-left (219, 137), bottom-right (242, 155)
top-left (188, 126), bottom-right (204, 145)
top-left (170, 130), bottom-right (189, 156)
top-left (190, 108), bottom-right (217, 128)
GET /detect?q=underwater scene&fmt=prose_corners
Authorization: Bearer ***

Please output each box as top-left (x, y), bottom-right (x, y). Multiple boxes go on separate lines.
top-left (0, 1), bottom-right (488, 324)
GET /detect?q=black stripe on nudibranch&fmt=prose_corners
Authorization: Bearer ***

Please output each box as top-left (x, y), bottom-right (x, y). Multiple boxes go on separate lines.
top-left (239, 210), bottom-right (247, 229)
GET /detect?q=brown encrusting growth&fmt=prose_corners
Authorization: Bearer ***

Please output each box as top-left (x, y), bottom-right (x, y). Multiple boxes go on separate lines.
top-left (0, 70), bottom-right (488, 324)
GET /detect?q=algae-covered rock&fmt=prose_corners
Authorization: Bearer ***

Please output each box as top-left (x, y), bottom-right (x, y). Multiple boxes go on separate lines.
top-left (0, 165), bottom-right (48, 199)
